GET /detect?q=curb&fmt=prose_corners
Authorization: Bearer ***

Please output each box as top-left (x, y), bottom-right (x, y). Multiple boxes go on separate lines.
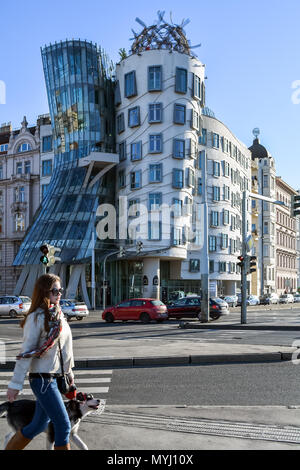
top-left (0, 352), bottom-right (293, 371)
top-left (179, 322), bottom-right (300, 331)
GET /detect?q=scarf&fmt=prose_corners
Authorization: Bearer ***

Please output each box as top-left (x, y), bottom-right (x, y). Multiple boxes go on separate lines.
top-left (16, 304), bottom-right (62, 360)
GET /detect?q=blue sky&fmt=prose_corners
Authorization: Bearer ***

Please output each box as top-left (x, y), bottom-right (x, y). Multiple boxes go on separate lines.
top-left (0, 0), bottom-right (299, 188)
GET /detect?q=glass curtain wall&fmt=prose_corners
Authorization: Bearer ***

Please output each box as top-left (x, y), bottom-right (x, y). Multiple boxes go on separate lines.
top-left (13, 40), bottom-right (116, 267)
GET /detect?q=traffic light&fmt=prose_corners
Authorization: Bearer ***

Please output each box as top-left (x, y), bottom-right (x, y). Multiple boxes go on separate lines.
top-left (47, 246), bottom-right (61, 267)
top-left (136, 241), bottom-right (143, 254)
top-left (118, 246), bottom-right (125, 258)
top-left (249, 256), bottom-right (257, 274)
top-left (40, 244), bottom-right (49, 265)
top-left (39, 244), bottom-right (61, 268)
top-left (291, 194), bottom-right (300, 217)
top-left (237, 255), bottom-right (244, 269)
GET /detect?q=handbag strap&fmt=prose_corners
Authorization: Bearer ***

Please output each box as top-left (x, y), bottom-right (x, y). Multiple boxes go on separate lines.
top-left (58, 338), bottom-right (65, 376)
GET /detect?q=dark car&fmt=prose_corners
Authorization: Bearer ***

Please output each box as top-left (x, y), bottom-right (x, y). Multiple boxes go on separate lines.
top-left (102, 298), bottom-right (168, 323)
top-left (167, 296), bottom-right (229, 320)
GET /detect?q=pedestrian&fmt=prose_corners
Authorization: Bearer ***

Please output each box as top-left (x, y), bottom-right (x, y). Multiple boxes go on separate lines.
top-left (5, 274), bottom-right (75, 450)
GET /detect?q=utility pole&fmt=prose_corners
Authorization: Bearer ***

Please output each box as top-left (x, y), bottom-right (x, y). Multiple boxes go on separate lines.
top-left (91, 230), bottom-right (96, 310)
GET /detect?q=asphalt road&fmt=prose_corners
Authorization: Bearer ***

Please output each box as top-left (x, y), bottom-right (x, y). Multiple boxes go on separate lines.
top-left (2, 307), bottom-right (300, 349)
top-left (107, 362), bottom-right (300, 406)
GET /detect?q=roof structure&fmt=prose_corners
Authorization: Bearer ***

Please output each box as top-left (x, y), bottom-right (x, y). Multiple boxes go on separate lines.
top-left (130, 11), bottom-right (201, 56)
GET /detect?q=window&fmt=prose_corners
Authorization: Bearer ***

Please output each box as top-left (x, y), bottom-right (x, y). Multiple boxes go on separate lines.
top-left (186, 168), bottom-right (195, 188)
top-left (213, 161), bottom-right (220, 177)
top-left (193, 74), bottom-right (201, 99)
top-left (124, 71), bottom-right (137, 98)
top-left (149, 193), bottom-right (162, 211)
top-left (263, 174), bottom-right (269, 188)
top-left (149, 134), bottom-right (162, 153)
top-left (219, 262), bottom-right (227, 273)
top-left (130, 170), bottom-right (142, 190)
top-left (191, 109), bottom-right (200, 130)
top-left (223, 185), bottom-right (230, 201)
top-left (172, 198), bottom-right (182, 217)
top-left (115, 80), bottom-right (121, 106)
top-left (14, 186), bottom-right (25, 203)
top-left (118, 170), bottom-right (126, 188)
top-left (148, 221), bottom-right (161, 240)
top-left (42, 159), bottom-right (52, 177)
top-left (149, 103), bottom-right (162, 123)
top-left (174, 104), bottom-right (186, 124)
top-left (119, 141), bottom-right (127, 161)
top-left (223, 161), bottom-right (230, 177)
top-left (175, 67), bottom-right (187, 93)
top-left (117, 113), bottom-right (125, 133)
top-left (24, 161), bottom-right (31, 174)
top-left (221, 233), bottom-right (228, 249)
top-left (172, 226), bottom-right (182, 245)
top-left (128, 107), bottom-right (140, 127)
top-left (213, 186), bottom-right (221, 201)
top-left (212, 133), bottom-right (219, 148)
top-left (209, 260), bottom-right (215, 273)
top-left (16, 162), bottom-right (22, 175)
top-left (0, 164), bottom-right (3, 179)
top-left (198, 177), bottom-right (202, 195)
top-left (17, 143), bottom-right (32, 153)
top-left (42, 184), bottom-right (49, 199)
top-left (15, 213), bottom-right (25, 232)
top-left (148, 66), bottom-right (162, 91)
top-left (0, 144), bottom-right (8, 152)
top-left (172, 169), bottom-right (184, 188)
top-left (189, 259), bottom-right (200, 272)
top-left (209, 235), bottom-right (217, 252)
top-left (42, 136), bottom-right (52, 153)
top-left (211, 211), bottom-right (219, 227)
top-left (149, 164), bottom-right (162, 183)
top-left (223, 209), bottom-right (230, 225)
top-left (173, 139), bottom-right (185, 159)
top-left (199, 129), bottom-right (207, 146)
top-left (131, 141), bottom-right (142, 161)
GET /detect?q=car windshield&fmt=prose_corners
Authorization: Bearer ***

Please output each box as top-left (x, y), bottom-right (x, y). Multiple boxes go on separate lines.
top-left (280, 295), bottom-right (287, 298)
top-left (20, 297), bottom-right (31, 303)
top-left (151, 300), bottom-right (164, 306)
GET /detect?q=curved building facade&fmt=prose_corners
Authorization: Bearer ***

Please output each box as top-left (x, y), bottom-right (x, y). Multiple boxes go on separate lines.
top-left (14, 40), bottom-right (119, 306)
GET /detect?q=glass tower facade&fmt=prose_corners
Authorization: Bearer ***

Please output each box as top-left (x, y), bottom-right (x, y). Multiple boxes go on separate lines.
top-left (14, 40), bottom-right (117, 268)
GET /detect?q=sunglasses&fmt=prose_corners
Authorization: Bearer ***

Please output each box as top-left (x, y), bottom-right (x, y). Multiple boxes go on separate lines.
top-left (50, 287), bottom-right (64, 296)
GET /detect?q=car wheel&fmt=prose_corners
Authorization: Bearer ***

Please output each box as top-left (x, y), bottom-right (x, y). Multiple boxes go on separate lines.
top-left (105, 312), bottom-right (114, 323)
top-left (140, 312), bottom-right (151, 324)
top-left (9, 310), bottom-right (17, 318)
top-left (76, 316), bottom-right (83, 321)
top-left (210, 312), bottom-right (221, 321)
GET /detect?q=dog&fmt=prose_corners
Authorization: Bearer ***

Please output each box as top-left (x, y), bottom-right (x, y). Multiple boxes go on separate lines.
top-left (0, 392), bottom-right (105, 450)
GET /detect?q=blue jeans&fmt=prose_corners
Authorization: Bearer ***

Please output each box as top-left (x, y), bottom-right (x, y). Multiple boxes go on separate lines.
top-left (21, 376), bottom-right (71, 446)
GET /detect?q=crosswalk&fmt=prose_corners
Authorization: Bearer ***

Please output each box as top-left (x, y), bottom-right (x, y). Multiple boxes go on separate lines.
top-left (0, 369), bottom-right (113, 398)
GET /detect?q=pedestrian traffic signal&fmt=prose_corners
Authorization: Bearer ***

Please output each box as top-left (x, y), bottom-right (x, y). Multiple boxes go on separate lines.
top-left (237, 255), bottom-right (244, 269)
top-left (291, 194), bottom-right (300, 217)
top-left (136, 241), bottom-right (143, 254)
top-left (40, 244), bottom-right (49, 265)
top-left (249, 256), bottom-right (257, 274)
top-left (39, 244), bottom-right (61, 267)
top-left (118, 246), bottom-right (125, 258)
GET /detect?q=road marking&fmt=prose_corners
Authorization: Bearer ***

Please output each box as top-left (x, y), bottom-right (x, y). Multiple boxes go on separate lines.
top-left (0, 387), bottom-right (110, 396)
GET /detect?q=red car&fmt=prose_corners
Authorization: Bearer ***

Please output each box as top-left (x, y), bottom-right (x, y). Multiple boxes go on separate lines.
top-left (102, 298), bottom-right (168, 323)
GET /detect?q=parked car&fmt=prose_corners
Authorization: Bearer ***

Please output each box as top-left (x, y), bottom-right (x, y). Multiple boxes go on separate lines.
top-left (0, 295), bottom-right (31, 317)
top-left (259, 293), bottom-right (279, 305)
top-left (279, 294), bottom-right (294, 304)
top-left (102, 298), bottom-right (168, 323)
top-left (246, 295), bottom-right (260, 306)
top-left (222, 295), bottom-right (238, 307)
top-left (236, 293), bottom-right (242, 306)
top-left (168, 291), bottom-right (185, 302)
top-left (293, 294), bottom-right (300, 303)
top-left (167, 296), bottom-right (229, 320)
top-left (60, 299), bottom-right (89, 320)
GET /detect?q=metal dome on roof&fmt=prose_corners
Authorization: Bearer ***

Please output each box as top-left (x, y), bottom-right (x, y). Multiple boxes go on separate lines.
top-left (248, 128), bottom-right (269, 160)
top-left (130, 11), bottom-right (201, 56)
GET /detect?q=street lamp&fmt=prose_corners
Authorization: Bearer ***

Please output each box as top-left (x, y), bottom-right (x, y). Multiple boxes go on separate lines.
top-left (241, 191), bottom-right (287, 324)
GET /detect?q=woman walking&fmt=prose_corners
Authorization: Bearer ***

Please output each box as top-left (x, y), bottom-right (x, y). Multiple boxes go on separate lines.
top-left (5, 274), bottom-right (74, 450)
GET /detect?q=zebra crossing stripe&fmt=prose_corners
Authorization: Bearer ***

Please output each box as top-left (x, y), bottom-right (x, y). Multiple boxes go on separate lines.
top-left (0, 387), bottom-right (110, 396)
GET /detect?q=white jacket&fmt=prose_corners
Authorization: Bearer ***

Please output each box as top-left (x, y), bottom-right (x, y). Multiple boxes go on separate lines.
top-left (8, 308), bottom-right (74, 391)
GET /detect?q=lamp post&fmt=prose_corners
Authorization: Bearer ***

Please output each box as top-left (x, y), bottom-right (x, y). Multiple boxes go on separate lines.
top-left (200, 150), bottom-right (210, 322)
top-left (241, 191), bottom-right (286, 324)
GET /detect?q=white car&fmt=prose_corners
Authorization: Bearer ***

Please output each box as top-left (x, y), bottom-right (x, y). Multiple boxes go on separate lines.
top-left (246, 295), bottom-right (260, 306)
top-left (60, 299), bottom-right (89, 321)
top-left (223, 295), bottom-right (238, 307)
top-left (279, 294), bottom-right (294, 304)
top-left (293, 294), bottom-right (300, 303)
